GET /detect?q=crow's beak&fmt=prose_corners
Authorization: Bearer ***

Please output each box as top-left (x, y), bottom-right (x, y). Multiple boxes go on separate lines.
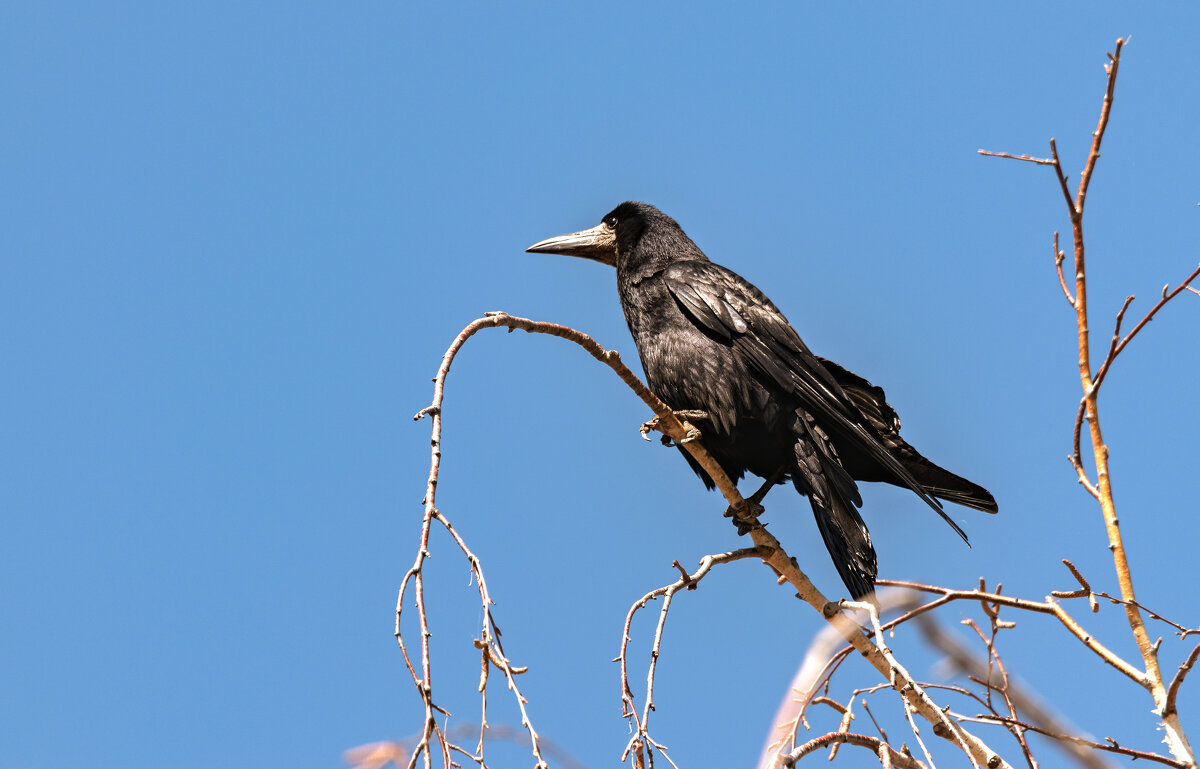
top-left (525, 223), bottom-right (617, 266)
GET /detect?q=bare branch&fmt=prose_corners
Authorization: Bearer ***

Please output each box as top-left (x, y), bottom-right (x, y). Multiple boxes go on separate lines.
top-left (1054, 232), bottom-right (1076, 306)
top-left (845, 598), bottom-right (979, 768)
top-left (1049, 139), bottom-right (1077, 219)
top-left (1087, 590), bottom-right (1199, 639)
top-left (415, 313), bottom-right (1012, 768)
top-left (1166, 641), bottom-right (1200, 720)
top-left (1091, 262), bottom-right (1200, 393)
top-left (762, 591), bottom-right (938, 766)
top-left (1074, 39), bottom-right (1124, 215)
top-left (977, 150), bottom-right (1055, 165)
top-left (1050, 559), bottom-right (1099, 613)
top-left (619, 547), bottom-right (768, 764)
top-left (961, 716), bottom-right (1189, 769)
top-left (1046, 596), bottom-right (1150, 685)
top-left (875, 580), bottom-right (1146, 686)
top-left (982, 37), bottom-right (1196, 764)
top-left (916, 609), bottom-right (1118, 769)
top-left (781, 732), bottom-right (927, 769)
top-left (1061, 38), bottom-right (1196, 765)
top-left (861, 699), bottom-right (890, 744)
top-left (1090, 294), bottom-right (1137, 392)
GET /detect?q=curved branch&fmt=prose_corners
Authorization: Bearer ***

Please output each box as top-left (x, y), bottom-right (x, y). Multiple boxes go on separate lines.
top-left (1166, 642), bottom-right (1200, 721)
top-left (781, 732), bottom-right (926, 769)
top-left (413, 312), bottom-right (1013, 769)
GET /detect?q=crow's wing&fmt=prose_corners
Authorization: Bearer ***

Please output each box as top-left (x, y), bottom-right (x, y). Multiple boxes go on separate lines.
top-left (664, 265), bottom-right (848, 415)
top-left (663, 261), bottom-right (969, 543)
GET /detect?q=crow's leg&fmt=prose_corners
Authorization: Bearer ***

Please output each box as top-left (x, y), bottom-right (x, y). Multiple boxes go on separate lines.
top-left (724, 464), bottom-right (788, 534)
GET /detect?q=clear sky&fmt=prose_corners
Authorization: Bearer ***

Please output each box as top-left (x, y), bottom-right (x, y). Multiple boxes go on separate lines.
top-left (4, 4), bottom-right (1199, 768)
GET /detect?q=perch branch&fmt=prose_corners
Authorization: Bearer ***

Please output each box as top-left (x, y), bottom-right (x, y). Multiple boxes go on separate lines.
top-left (416, 312), bottom-right (1013, 769)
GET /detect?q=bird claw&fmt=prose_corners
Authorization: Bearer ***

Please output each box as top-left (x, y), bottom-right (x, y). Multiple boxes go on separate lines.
top-left (640, 410), bottom-right (709, 446)
top-left (724, 501), bottom-right (765, 535)
top-left (723, 501), bottom-right (765, 518)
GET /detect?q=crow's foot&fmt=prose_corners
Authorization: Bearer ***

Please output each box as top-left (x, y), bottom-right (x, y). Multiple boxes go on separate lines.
top-left (639, 410), bottom-right (710, 446)
top-left (724, 501), bottom-right (766, 535)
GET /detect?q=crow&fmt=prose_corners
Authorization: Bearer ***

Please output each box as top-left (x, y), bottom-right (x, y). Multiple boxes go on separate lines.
top-left (527, 201), bottom-right (996, 598)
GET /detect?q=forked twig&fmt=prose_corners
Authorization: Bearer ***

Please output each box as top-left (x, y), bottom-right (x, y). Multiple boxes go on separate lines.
top-left (619, 547), bottom-right (768, 766)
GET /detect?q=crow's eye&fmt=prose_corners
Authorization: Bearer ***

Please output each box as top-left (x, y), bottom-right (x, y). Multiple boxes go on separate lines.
top-left (605, 218), bottom-right (617, 229)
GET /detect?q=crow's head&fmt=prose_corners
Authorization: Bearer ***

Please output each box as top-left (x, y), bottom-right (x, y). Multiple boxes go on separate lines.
top-left (526, 201), bottom-right (706, 274)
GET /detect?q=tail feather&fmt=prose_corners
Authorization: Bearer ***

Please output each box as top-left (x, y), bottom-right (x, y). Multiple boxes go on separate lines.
top-left (803, 483), bottom-right (877, 599)
top-left (895, 444), bottom-right (998, 514)
top-left (814, 356), bottom-right (998, 519)
top-left (791, 409), bottom-right (878, 599)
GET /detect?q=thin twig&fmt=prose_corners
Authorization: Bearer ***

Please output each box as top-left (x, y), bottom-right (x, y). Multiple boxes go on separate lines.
top-left (1092, 263), bottom-right (1200, 393)
top-left (977, 150), bottom-right (1055, 165)
top-left (874, 580), bottom-right (1146, 685)
top-left (780, 732), bottom-right (927, 769)
top-left (1091, 294), bottom-right (1136, 391)
top-left (915, 609), bottom-right (1118, 769)
top-left (1053, 232), bottom-right (1076, 306)
top-left (618, 547), bottom-right (767, 763)
top-left (1166, 641), bottom-right (1200, 721)
top-left (861, 700), bottom-right (890, 744)
top-left (983, 602), bottom-right (1039, 769)
top-left (1049, 139), bottom-right (1076, 218)
top-left (1050, 559), bottom-right (1098, 613)
top-left (434, 510), bottom-right (546, 768)
top-left (959, 715), bottom-right (1189, 769)
top-left (1068, 398), bottom-right (1100, 500)
top-left (1088, 590), bottom-right (1198, 638)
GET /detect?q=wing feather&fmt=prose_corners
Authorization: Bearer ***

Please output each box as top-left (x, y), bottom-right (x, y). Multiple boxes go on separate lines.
top-left (664, 261), bottom-right (969, 543)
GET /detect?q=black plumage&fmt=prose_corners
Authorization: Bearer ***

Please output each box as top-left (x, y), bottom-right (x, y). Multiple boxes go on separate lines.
top-left (527, 201), bottom-right (996, 598)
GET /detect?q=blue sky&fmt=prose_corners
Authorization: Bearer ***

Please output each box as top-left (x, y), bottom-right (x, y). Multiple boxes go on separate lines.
top-left (4, 4), bottom-right (1199, 768)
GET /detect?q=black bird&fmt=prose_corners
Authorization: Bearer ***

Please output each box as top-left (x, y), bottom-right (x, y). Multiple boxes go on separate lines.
top-left (527, 202), bottom-right (996, 599)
